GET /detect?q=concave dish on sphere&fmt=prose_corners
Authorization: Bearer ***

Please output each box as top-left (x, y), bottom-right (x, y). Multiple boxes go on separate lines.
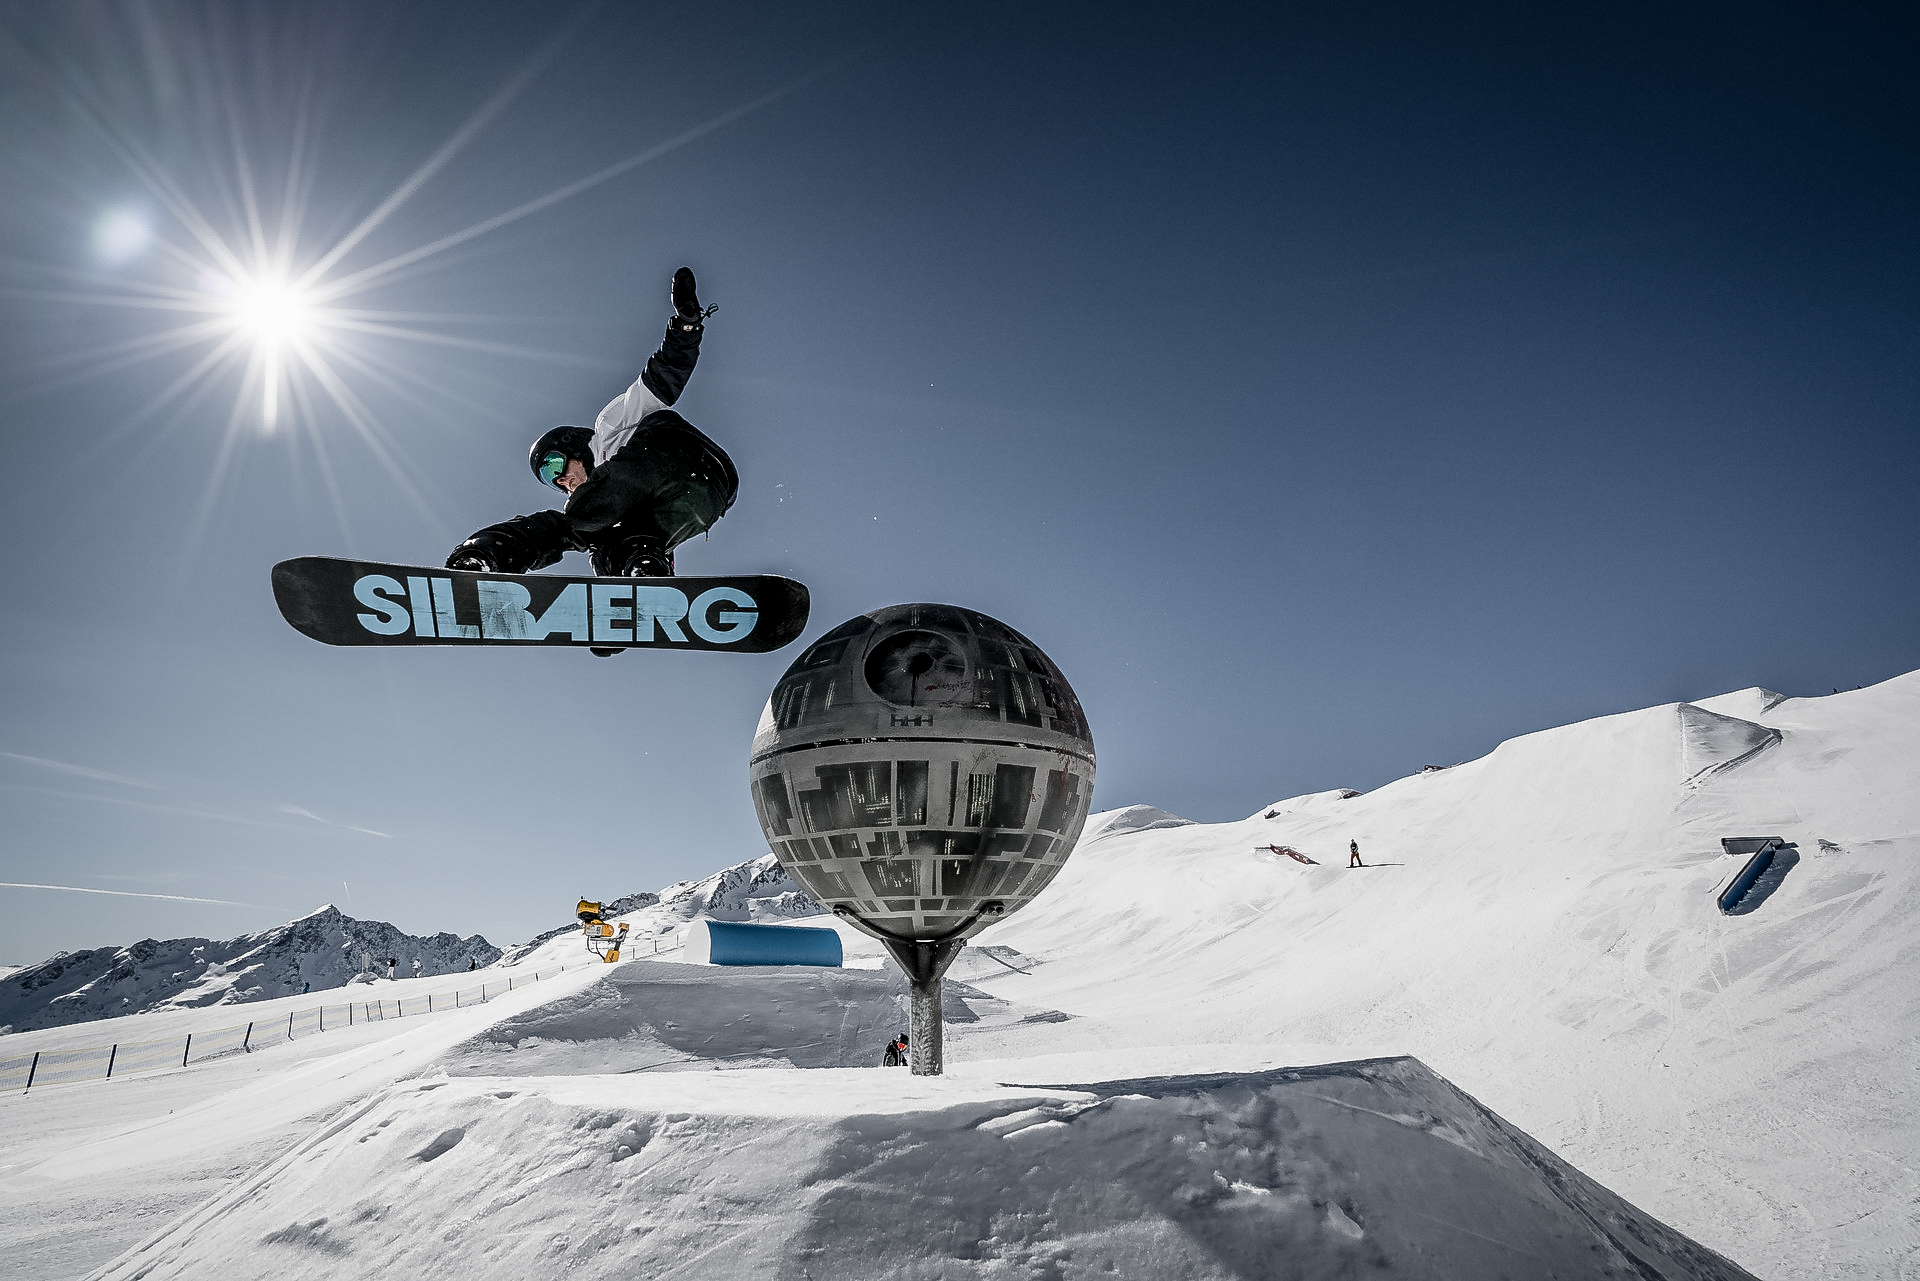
top-left (750, 603), bottom-right (1095, 947)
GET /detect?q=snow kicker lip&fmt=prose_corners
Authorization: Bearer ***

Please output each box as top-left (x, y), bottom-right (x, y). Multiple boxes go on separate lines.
top-left (271, 556), bottom-right (809, 653)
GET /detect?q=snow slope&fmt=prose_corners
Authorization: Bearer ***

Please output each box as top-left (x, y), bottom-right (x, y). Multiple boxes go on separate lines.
top-left (959, 671), bottom-right (1920, 1279)
top-left (0, 905), bottom-right (499, 1032)
top-left (88, 1058), bottom-right (1750, 1281)
top-left (5, 670), bottom-right (1912, 1280)
top-left (0, 962), bottom-right (607, 1280)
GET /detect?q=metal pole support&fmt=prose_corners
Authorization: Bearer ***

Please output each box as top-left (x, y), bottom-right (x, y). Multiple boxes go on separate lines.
top-left (881, 938), bottom-right (966, 1076)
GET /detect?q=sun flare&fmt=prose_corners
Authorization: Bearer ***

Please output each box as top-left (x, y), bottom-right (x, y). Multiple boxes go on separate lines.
top-left (224, 273), bottom-right (314, 348)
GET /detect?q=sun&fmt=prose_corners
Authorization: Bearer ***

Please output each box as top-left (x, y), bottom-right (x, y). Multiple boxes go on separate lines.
top-left (23, 16), bottom-right (812, 494)
top-left (225, 273), bottom-right (314, 348)
top-left (204, 268), bottom-right (324, 430)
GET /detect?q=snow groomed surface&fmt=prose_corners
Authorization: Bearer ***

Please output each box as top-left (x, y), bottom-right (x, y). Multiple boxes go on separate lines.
top-left (88, 1058), bottom-right (1754, 1281)
top-left (5, 669), bottom-right (1916, 1280)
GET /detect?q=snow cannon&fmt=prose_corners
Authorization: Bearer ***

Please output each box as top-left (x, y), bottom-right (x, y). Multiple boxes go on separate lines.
top-left (576, 900), bottom-right (629, 963)
top-left (749, 603), bottom-right (1095, 1074)
top-left (682, 919), bottom-right (843, 967)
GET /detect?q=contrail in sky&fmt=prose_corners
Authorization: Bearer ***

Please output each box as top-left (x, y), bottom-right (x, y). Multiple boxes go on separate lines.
top-left (313, 63), bottom-right (842, 302)
top-left (281, 805), bottom-right (393, 839)
top-left (0, 883), bottom-right (248, 906)
top-left (0, 751), bottom-right (159, 790)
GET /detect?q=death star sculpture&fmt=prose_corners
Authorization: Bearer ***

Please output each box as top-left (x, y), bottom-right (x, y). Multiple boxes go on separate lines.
top-left (748, 603), bottom-right (1095, 1074)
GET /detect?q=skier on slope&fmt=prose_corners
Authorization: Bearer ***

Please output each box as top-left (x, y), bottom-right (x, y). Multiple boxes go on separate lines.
top-left (444, 266), bottom-right (737, 604)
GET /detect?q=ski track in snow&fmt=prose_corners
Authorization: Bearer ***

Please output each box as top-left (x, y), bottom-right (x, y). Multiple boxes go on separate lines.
top-left (0, 673), bottom-right (1916, 1278)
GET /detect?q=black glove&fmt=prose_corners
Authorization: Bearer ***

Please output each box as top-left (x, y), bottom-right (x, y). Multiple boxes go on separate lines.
top-left (446, 547), bottom-right (494, 572)
top-left (672, 266), bottom-right (702, 319)
top-left (671, 265), bottom-right (715, 330)
top-left (446, 513), bottom-right (576, 575)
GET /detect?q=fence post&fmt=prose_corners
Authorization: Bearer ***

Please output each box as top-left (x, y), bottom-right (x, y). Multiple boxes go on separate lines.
top-left (428, 994), bottom-right (434, 1013)
top-left (455, 989), bottom-right (461, 1009)
top-left (288, 1010), bottom-right (294, 1040)
top-left (107, 1044), bottom-right (118, 1078)
top-left (24, 1051), bottom-right (39, 1092)
top-left (319, 1006), bottom-right (324, 1032)
top-left (349, 1003), bottom-right (354, 1027)
top-left (182, 1034), bottom-right (192, 1068)
top-left (243, 1023), bottom-right (252, 1053)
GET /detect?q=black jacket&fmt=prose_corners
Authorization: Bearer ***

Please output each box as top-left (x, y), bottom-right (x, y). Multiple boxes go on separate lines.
top-left (448, 317), bottom-right (737, 574)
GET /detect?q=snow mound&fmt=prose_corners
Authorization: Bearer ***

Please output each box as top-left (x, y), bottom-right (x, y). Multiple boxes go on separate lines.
top-left (1080, 804), bottom-right (1196, 842)
top-left (1251, 788), bottom-right (1363, 820)
top-left (91, 1058), bottom-right (1752, 1281)
top-left (0, 906), bottom-right (498, 1033)
top-left (440, 962), bottom-right (919, 1074)
top-left (1690, 686), bottom-right (1791, 720)
top-left (1676, 704), bottom-right (1781, 784)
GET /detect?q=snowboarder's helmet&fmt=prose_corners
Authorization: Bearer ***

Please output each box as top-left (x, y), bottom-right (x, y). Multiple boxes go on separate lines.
top-left (529, 425), bottom-right (595, 489)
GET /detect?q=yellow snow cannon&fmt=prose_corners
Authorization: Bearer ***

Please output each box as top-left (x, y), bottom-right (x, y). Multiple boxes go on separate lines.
top-left (578, 900), bottom-right (629, 961)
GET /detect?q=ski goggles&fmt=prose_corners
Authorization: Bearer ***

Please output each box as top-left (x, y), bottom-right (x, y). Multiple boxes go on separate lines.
top-left (536, 451), bottom-right (572, 488)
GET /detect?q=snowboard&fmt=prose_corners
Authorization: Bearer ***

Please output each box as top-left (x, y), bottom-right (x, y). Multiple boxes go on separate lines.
top-left (272, 556), bottom-right (808, 654)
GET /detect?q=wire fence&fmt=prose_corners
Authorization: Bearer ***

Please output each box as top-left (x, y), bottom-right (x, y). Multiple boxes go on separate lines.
top-left (1, 962), bottom-right (593, 1093)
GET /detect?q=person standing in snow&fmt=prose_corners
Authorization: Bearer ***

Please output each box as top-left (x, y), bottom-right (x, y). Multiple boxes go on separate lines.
top-left (411, 958), bottom-right (423, 979)
top-left (386, 957), bottom-right (398, 980)
top-left (882, 1031), bottom-right (909, 1067)
top-left (443, 267), bottom-right (736, 657)
top-left (1349, 840), bottom-right (1364, 868)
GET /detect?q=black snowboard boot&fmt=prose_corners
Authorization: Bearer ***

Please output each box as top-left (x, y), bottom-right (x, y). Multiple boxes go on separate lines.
top-left (586, 534), bottom-right (673, 659)
top-left (589, 532), bottom-right (675, 579)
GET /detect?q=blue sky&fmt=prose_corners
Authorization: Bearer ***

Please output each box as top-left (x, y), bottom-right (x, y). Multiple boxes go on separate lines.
top-left (1, 2), bottom-right (1913, 964)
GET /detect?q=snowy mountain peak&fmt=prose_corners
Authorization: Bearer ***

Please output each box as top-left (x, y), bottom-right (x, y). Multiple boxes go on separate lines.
top-left (0, 907), bottom-right (500, 1034)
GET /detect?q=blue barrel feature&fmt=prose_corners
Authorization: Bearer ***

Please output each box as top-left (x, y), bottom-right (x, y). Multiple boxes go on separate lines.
top-left (1717, 842), bottom-right (1778, 914)
top-left (685, 919), bottom-right (843, 967)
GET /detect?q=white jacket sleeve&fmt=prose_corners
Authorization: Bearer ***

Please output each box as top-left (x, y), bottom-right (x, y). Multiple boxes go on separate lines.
top-left (590, 374), bottom-right (671, 467)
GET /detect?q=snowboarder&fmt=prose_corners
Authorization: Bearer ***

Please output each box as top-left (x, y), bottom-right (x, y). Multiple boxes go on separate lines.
top-left (411, 958), bottom-right (423, 979)
top-left (1349, 839), bottom-right (1364, 868)
top-left (386, 957), bottom-right (398, 980)
top-left (882, 1031), bottom-right (909, 1067)
top-left (444, 267), bottom-right (736, 655)
top-left (468, 959), bottom-right (477, 972)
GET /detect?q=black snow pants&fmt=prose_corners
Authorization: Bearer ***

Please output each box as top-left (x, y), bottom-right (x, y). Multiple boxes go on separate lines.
top-left (566, 411), bottom-right (738, 576)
